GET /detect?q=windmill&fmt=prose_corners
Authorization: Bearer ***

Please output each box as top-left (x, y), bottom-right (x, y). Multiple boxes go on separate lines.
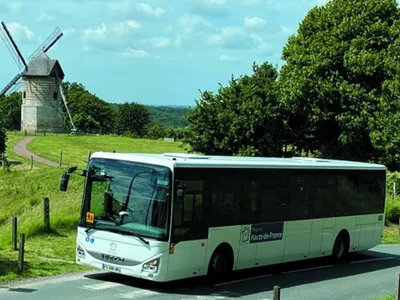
top-left (0, 21), bottom-right (76, 134)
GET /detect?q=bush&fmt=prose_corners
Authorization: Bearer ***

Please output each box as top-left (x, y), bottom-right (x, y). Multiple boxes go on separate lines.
top-left (385, 197), bottom-right (400, 224)
top-left (386, 171), bottom-right (400, 197)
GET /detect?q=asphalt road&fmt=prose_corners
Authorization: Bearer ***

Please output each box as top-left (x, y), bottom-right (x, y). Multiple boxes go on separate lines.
top-left (1, 244), bottom-right (400, 300)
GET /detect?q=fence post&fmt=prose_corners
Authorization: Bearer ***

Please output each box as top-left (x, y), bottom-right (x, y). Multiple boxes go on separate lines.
top-left (12, 216), bottom-right (17, 251)
top-left (396, 273), bottom-right (400, 300)
top-left (87, 150), bottom-right (91, 162)
top-left (273, 286), bottom-right (280, 300)
top-left (59, 150), bottom-right (63, 167)
top-left (30, 155), bottom-right (33, 170)
top-left (18, 233), bottom-right (25, 273)
top-left (44, 197), bottom-right (50, 231)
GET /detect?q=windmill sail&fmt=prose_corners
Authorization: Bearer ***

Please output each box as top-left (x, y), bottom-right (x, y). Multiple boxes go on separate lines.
top-left (0, 21), bottom-right (27, 71)
top-left (0, 73), bottom-right (23, 97)
top-left (27, 27), bottom-right (63, 64)
top-left (0, 21), bottom-right (63, 96)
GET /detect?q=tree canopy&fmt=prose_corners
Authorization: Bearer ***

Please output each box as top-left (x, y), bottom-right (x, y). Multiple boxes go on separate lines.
top-left (185, 0), bottom-right (400, 170)
top-left (278, 0), bottom-right (400, 164)
top-left (185, 62), bottom-right (286, 156)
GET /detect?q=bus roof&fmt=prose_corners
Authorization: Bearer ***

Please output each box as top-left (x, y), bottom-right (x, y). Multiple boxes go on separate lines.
top-left (90, 152), bottom-right (387, 171)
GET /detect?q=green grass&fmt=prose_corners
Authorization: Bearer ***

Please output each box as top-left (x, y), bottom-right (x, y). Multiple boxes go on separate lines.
top-left (382, 223), bottom-right (399, 244)
top-left (27, 134), bottom-right (187, 169)
top-left (0, 133), bottom-right (189, 283)
top-left (369, 296), bottom-right (394, 300)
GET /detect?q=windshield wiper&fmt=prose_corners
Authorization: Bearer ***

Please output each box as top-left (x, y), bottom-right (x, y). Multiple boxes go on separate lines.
top-left (83, 223), bottom-right (149, 245)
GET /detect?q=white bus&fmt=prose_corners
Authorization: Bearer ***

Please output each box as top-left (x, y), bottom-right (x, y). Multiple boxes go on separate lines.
top-left (60, 152), bottom-right (387, 282)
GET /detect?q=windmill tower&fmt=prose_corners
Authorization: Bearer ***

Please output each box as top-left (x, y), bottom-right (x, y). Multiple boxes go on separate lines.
top-left (0, 21), bottom-right (76, 134)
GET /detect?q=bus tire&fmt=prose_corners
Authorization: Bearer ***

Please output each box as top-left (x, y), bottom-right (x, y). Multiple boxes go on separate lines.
top-left (207, 244), bottom-right (234, 281)
top-left (332, 231), bottom-right (349, 262)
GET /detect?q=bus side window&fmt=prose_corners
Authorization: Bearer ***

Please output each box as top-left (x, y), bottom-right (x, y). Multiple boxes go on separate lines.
top-left (172, 179), bottom-right (205, 242)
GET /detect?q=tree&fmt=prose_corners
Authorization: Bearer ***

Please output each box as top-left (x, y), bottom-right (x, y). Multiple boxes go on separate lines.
top-left (61, 82), bottom-right (115, 133)
top-left (0, 92), bottom-right (21, 130)
top-left (278, 0), bottom-right (400, 161)
top-left (146, 120), bottom-right (166, 139)
top-left (185, 62), bottom-right (287, 156)
top-left (369, 18), bottom-right (400, 170)
top-left (114, 102), bottom-right (150, 137)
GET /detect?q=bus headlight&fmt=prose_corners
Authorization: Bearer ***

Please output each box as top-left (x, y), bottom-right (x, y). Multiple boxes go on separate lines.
top-left (76, 243), bottom-right (85, 258)
top-left (142, 258), bottom-right (159, 273)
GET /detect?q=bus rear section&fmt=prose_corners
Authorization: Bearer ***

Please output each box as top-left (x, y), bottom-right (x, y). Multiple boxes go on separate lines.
top-left (166, 162), bottom-right (386, 281)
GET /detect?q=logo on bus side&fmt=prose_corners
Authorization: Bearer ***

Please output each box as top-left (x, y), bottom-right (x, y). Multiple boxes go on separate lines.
top-left (241, 222), bottom-right (284, 244)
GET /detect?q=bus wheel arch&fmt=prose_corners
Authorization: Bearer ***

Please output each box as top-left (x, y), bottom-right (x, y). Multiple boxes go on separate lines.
top-left (207, 243), bottom-right (234, 279)
top-left (332, 230), bottom-right (350, 261)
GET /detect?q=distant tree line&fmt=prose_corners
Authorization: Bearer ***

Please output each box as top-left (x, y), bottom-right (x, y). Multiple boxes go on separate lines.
top-left (0, 82), bottom-right (189, 147)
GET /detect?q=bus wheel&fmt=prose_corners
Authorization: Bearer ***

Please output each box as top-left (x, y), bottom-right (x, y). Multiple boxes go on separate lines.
top-left (208, 245), bottom-right (233, 281)
top-left (332, 232), bottom-right (349, 262)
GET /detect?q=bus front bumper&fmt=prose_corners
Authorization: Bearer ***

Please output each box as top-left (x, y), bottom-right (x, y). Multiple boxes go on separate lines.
top-left (75, 243), bottom-right (168, 282)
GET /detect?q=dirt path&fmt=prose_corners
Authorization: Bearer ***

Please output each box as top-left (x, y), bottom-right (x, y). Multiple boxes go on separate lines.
top-left (14, 136), bottom-right (59, 167)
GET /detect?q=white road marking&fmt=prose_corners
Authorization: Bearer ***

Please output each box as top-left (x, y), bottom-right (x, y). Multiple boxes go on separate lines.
top-left (213, 274), bottom-right (272, 287)
top-left (80, 281), bottom-right (124, 291)
top-left (281, 264), bottom-right (335, 274)
top-left (350, 257), bottom-right (395, 264)
top-left (118, 289), bottom-right (161, 299)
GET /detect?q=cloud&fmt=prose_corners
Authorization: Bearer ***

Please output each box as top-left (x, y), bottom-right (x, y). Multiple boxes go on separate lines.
top-left (207, 27), bottom-right (254, 49)
top-left (37, 12), bottom-right (55, 22)
top-left (82, 20), bottom-right (142, 51)
top-left (179, 14), bottom-right (212, 33)
top-left (107, 0), bottom-right (132, 14)
top-left (244, 16), bottom-right (266, 29)
top-left (190, 0), bottom-right (230, 17)
top-left (242, 0), bottom-right (260, 4)
top-left (220, 54), bottom-right (237, 61)
top-left (280, 25), bottom-right (294, 35)
top-left (140, 36), bottom-right (171, 48)
top-left (135, 2), bottom-right (166, 18)
top-left (63, 28), bottom-right (77, 36)
top-left (107, 0), bottom-right (166, 18)
top-left (119, 48), bottom-right (150, 58)
top-left (250, 33), bottom-right (274, 54)
top-left (10, 2), bottom-right (22, 11)
top-left (6, 22), bottom-right (36, 43)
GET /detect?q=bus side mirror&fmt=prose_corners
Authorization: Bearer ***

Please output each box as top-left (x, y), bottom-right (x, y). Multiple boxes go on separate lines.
top-left (60, 172), bottom-right (70, 192)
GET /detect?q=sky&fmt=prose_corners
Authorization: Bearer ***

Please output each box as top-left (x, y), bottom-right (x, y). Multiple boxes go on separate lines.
top-left (0, 0), bottom-right (329, 107)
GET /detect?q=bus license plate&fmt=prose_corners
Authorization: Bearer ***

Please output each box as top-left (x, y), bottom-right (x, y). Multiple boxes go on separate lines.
top-left (102, 264), bottom-right (121, 273)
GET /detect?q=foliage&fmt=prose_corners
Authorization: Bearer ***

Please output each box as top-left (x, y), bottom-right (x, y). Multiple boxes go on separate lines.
top-left (278, 0), bottom-right (400, 165)
top-left (146, 106), bottom-right (189, 128)
top-left (0, 92), bottom-right (21, 131)
top-left (114, 102), bottom-right (151, 137)
top-left (61, 82), bottom-right (115, 134)
top-left (385, 198), bottom-right (400, 224)
top-left (146, 120), bottom-right (167, 139)
top-left (185, 62), bottom-right (287, 156)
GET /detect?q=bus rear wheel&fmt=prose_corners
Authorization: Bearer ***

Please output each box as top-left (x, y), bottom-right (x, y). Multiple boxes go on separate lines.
top-left (208, 246), bottom-right (233, 281)
top-left (332, 232), bottom-right (349, 262)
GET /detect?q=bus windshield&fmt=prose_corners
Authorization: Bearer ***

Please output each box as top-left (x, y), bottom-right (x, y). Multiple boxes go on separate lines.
top-left (81, 157), bottom-right (171, 241)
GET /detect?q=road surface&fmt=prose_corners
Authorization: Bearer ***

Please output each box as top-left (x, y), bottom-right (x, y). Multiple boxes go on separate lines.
top-left (13, 136), bottom-right (59, 167)
top-left (1, 244), bottom-right (399, 300)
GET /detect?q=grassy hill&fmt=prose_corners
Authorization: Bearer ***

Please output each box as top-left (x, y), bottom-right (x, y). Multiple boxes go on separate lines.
top-left (26, 134), bottom-right (187, 169)
top-left (0, 133), bottom-right (186, 282)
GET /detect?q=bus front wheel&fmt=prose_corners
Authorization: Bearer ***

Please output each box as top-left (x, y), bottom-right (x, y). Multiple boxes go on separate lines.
top-left (208, 245), bottom-right (234, 281)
